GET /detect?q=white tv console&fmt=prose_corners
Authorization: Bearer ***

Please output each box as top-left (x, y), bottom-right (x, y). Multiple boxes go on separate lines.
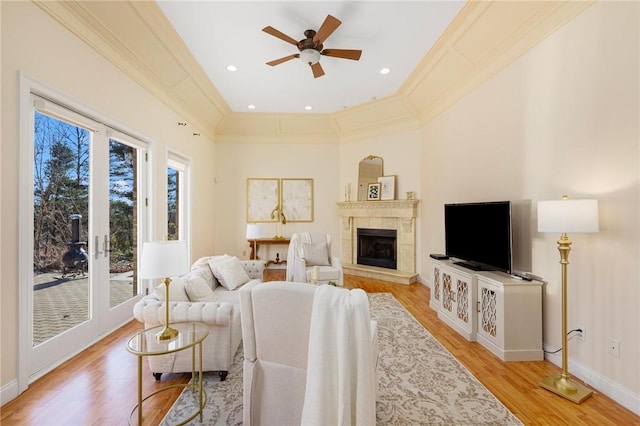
top-left (429, 259), bottom-right (543, 361)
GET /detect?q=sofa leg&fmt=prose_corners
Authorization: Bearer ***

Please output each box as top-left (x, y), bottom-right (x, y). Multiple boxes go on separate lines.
top-left (219, 371), bottom-right (228, 381)
top-left (153, 372), bottom-right (162, 381)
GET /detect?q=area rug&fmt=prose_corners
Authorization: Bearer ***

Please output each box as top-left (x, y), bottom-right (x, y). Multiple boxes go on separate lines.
top-left (162, 293), bottom-right (522, 425)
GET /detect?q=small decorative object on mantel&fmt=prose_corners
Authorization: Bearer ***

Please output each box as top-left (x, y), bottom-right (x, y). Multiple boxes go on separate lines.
top-left (406, 191), bottom-right (415, 200)
top-left (378, 175), bottom-right (396, 200)
top-left (344, 182), bottom-right (351, 202)
top-left (367, 183), bottom-right (381, 201)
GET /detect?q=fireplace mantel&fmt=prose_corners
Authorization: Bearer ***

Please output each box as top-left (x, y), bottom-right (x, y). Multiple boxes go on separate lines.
top-left (337, 200), bottom-right (418, 217)
top-left (337, 200), bottom-right (419, 284)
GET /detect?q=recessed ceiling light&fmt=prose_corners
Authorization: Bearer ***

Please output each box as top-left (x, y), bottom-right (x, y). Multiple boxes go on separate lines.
top-left (248, 104), bottom-right (256, 110)
top-left (380, 68), bottom-right (390, 75)
top-left (226, 65), bottom-right (238, 72)
top-left (304, 105), bottom-right (313, 111)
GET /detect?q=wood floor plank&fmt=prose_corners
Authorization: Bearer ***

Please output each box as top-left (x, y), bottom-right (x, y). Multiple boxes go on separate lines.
top-left (1, 274), bottom-right (638, 425)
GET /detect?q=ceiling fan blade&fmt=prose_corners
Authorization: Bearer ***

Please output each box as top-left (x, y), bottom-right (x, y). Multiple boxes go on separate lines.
top-left (262, 26), bottom-right (299, 46)
top-left (266, 54), bottom-right (299, 66)
top-left (311, 62), bottom-right (325, 78)
top-left (321, 49), bottom-right (362, 61)
top-left (313, 15), bottom-right (341, 44)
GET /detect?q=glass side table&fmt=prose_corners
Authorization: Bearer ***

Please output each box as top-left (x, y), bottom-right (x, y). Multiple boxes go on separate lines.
top-left (126, 322), bottom-right (209, 425)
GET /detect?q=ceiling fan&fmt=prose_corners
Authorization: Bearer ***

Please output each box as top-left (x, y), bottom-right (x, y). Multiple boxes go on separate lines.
top-left (262, 14), bottom-right (362, 78)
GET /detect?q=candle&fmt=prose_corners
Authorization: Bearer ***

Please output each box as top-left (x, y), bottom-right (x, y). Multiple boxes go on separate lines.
top-left (312, 265), bottom-right (319, 283)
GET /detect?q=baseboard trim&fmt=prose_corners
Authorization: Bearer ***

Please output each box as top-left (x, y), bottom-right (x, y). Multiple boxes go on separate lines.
top-left (1, 379), bottom-right (19, 406)
top-left (543, 344), bottom-right (640, 416)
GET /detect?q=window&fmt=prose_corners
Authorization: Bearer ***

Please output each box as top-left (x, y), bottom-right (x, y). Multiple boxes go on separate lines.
top-left (167, 153), bottom-right (190, 241)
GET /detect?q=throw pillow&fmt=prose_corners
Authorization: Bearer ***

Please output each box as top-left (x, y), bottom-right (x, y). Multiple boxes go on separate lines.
top-left (183, 269), bottom-right (215, 302)
top-left (206, 254), bottom-right (233, 273)
top-left (302, 242), bottom-right (330, 266)
top-left (154, 276), bottom-right (189, 302)
top-left (210, 257), bottom-right (251, 291)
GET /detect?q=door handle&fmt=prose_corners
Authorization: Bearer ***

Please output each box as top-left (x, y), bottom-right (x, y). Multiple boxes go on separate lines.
top-left (103, 235), bottom-right (111, 258)
top-left (94, 235), bottom-right (101, 259)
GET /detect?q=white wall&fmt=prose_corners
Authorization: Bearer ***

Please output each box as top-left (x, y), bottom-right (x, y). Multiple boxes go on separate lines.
top-left (213, 141), bottom-right (341, 262)
top-left (420, 0), bottom-right (639, 409)
top-left (1, 1), bottom-right (217, 393)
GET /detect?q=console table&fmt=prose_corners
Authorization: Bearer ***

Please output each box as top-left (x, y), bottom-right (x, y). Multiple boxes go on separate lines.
top-left (429, 258), bottom-right (543, 361)
top-left (248, 238), bottom-right (290, 266)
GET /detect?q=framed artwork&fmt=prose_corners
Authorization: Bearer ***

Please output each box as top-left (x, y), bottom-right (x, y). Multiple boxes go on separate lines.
top-left (282, 178), bottom-right (314, 222)
top-left (246, 178), bottom-right (279, 222)
top-left (367, 183), bottom-right (381, 201)
top-left (378, 175), bottom-right (396, 200)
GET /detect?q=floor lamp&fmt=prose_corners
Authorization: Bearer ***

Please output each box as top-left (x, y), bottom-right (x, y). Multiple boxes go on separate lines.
top-left (139, 240), bottom-right (190, 341)
top-left (537, 196), bottom-right (599, 404)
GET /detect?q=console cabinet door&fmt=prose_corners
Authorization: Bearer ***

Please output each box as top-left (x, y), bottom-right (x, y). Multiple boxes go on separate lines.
top-left (442, 267), bottom-right (475, 338)
top-left (477, 277), bottom-right (503, 347)
top-left (429, 261), bottom-right (442, 311)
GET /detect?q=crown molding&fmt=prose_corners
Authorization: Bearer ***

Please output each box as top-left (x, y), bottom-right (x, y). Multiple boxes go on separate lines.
top-left (32, 0), bottom-right (230, 141)
top-left (34, 0), bottom-right (595, 143)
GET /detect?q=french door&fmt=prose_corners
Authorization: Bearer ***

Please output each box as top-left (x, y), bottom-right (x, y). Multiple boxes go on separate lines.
top-left (20, 87), bottom-right (148, 388)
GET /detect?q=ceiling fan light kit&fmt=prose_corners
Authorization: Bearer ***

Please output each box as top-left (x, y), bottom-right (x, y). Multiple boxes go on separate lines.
top-left (263, 14), bottom-right (362, 78)
top-left (300, 49), bottom-right (320, 65)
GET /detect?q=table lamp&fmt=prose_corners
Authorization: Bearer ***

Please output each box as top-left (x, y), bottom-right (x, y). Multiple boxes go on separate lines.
top-left (139, 240), bottom-right (190, 341)
top-left (246, 223), bottom-right (264, 259)
top-left (537, 195), bottom-right (599, 403)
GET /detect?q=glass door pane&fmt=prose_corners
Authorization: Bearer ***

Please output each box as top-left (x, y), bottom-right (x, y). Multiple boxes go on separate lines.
top-left (167, 167), bottom-right (178, 240)
top-left (32, 112), bottom-right (90, 346)
top-left (108, 139), bottom-right (139, 308)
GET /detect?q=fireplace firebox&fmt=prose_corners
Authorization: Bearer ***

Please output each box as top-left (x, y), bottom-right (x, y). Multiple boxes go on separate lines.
top-left (357, 228), bottom-right (397, 270)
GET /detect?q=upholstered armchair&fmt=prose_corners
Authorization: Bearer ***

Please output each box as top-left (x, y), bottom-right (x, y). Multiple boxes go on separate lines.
top-left (239, 281), bottom-right (378, 426)
top-left (285, 232), bottom-right (343, 286)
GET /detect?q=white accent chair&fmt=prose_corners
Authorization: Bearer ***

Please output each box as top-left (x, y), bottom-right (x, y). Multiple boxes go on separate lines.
top-left (286, 232), bottom-right (343, 286)
top-left (239, 281), bottom-right (378, 426)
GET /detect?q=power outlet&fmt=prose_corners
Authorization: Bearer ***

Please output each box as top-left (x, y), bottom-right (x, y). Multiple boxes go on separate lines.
top-left (608, 338), bottom-right (620, 357)
top-left (577, 325), bottom-right (586, 342)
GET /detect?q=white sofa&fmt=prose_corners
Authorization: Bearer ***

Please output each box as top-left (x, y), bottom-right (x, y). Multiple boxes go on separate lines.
top-left (133, 255), bottom-right (265, 380)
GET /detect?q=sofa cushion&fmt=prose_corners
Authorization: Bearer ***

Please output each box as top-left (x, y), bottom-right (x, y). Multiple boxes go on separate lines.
top-left (184, 269), bottom-right (216, 302)
top-left (211, 257), bottom-right (251, 291)
top-left (302, 242), bottom-right (330, 266)
top-left (193, 255), bottom-right (233, 289)
top-left (154, 276), bottom-right (190, 302)
top-left (211, 284), bottom-right (244, 304)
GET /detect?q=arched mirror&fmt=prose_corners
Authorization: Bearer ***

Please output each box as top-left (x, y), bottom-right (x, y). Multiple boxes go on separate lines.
top-left (357, 155), bottom-right (383, 201)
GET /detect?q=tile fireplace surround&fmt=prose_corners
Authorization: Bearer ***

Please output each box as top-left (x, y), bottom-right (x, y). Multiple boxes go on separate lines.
top-left (337, 200), bottom-right (419, 284)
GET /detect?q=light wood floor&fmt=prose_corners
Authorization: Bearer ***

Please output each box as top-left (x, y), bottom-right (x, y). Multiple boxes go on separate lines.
top-left (2, 274), bottom-right (639, 425)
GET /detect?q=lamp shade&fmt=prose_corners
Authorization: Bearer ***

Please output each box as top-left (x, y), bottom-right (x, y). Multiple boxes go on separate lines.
top-left (139, 240), bottom-right (190, 279)
top-left (538, 198), bottom-right (599, 233)
top-left (246, 223), bottom-right (264, 240)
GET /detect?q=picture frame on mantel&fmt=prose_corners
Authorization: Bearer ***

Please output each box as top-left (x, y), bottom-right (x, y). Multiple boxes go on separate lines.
top-left (378, 175), bottom-right (396, 200)
top-left (367, 183), bottom-right (381, 201)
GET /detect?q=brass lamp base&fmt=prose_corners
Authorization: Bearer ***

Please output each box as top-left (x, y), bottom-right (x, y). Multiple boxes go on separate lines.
top-left (540, 374), bottom-right (593, 404)
top-left (156, 325), bottom-right (179, 341)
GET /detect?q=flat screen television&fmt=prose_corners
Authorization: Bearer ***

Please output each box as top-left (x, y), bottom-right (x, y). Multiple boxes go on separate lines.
top-left (444, 201), bottom-right (512, 273)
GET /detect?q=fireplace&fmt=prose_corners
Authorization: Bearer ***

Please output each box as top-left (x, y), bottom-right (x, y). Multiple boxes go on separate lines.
top-left (357, 228), bottom-right (397, 270)
top-left (337, 199), bottom-right (418, 284)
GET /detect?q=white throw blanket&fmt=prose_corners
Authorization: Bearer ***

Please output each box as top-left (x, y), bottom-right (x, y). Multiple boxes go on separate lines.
top-left (286, 232), bottom-right (313, 281)
top-left (301, 285), bottom-right (376, 426)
